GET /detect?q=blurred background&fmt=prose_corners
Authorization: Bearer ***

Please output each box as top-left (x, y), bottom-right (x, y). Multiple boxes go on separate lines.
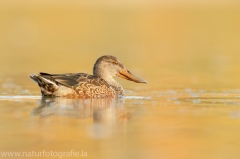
top-left (1, 1), bottom-right (240, 159)
top-left (0, 0), bottom-right (240, 91)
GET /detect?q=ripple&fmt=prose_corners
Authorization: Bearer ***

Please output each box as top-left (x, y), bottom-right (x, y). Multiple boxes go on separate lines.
top-left (0, 96), bottom-right (41, 100)
top-left (0, 95), bottom-right (151, 101)
top-left (124, 96), bottom-right (151, 100)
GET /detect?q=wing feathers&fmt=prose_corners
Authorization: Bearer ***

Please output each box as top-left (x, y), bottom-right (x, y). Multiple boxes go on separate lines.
top-left (39, 73), bottom-right (105, 88)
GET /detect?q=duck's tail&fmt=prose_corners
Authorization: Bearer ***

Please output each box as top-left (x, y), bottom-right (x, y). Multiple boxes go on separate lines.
top-left (30, 74), bottom-right (58, 96)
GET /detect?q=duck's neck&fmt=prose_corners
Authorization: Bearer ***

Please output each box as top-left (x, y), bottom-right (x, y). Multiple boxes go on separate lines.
top-left (94, 71), bottom-right (124, 96)
top-left (105, 76), bottom-right (124, 96)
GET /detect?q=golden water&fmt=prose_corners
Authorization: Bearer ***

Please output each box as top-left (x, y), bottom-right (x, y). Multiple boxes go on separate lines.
top-left (1, 1), bottom-right (240, 159)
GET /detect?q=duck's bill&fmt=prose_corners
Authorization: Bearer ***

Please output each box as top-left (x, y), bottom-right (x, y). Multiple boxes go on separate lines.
top-left (117, 69), bottom-right (147, 84)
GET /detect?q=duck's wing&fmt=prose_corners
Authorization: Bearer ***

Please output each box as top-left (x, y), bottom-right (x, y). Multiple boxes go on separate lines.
top-left (39, 72), bottom-right (108, 88)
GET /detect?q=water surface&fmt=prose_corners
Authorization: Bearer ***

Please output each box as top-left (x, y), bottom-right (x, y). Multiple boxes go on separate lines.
top-left (1, 81), bottom-right (240, 159)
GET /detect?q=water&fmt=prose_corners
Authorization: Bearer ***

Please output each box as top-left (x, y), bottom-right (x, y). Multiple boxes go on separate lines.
top-left (1, 84), bottom-right (240, 159)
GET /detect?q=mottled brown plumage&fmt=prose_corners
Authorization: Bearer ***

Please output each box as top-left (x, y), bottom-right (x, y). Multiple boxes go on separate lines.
top-left (30, 55), bottom-right (146, 98)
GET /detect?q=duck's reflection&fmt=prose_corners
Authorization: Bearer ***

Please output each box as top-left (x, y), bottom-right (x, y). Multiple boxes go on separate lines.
top-left (32, 97), bottom-right (130, 138)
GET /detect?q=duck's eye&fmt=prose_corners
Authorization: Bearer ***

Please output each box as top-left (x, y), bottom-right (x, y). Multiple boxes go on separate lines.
top-left (112, 61), bottom-right (118, 65)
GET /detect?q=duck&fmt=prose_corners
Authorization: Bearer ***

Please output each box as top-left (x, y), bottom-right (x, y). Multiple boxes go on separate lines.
top-left (30, 55), bottom-right (147, 98)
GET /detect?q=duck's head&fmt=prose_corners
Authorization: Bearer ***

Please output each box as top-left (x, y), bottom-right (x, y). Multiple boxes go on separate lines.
top-left (93, 55), bottom-right (147, 84)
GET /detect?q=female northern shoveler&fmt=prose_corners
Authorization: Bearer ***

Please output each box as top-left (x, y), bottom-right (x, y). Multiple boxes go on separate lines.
top-left (30, 55), bottom-right (147, 98)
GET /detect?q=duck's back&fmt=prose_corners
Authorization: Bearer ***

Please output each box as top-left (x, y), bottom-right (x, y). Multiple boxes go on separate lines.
top-left (30, 72), bottom-right (116, 98)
